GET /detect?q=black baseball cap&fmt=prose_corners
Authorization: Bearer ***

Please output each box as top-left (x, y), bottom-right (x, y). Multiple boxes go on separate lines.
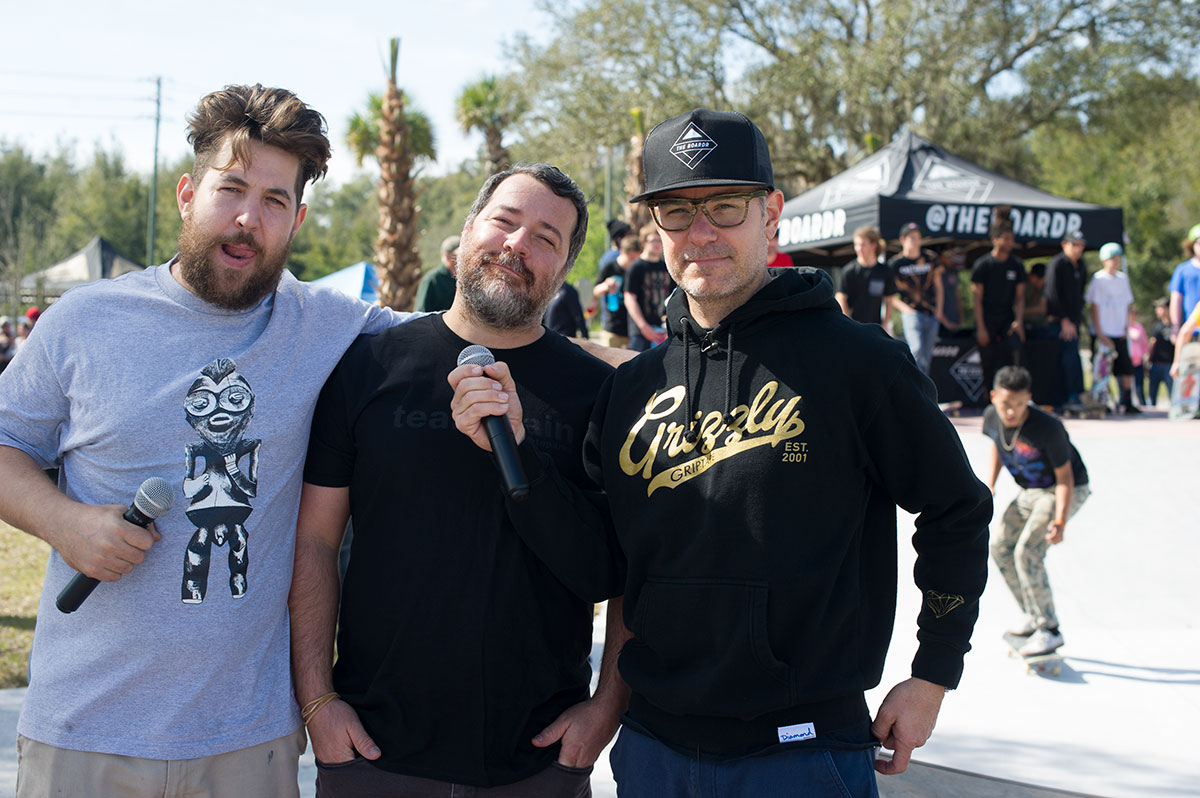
top-left (630, 109), bottom-right (774, 202)
top-left (1062, 230), bottom-right (1086, 244)
top-left (899, 222), bottom-right (922, 238)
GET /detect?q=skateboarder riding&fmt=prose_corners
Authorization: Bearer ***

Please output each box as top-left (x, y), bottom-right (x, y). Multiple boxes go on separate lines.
top-left (982, 366), bottom-right (1091, 657)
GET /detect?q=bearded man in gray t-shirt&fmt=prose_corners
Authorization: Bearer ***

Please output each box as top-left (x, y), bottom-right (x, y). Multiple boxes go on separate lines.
top-left (0, 84), bottom-right (415, 798)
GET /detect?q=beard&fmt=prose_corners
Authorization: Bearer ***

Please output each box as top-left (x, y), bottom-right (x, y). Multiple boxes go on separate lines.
top-left (176, 216), bottom-right (290, 311)
top-left (456, 243), bottom-right (561, 330)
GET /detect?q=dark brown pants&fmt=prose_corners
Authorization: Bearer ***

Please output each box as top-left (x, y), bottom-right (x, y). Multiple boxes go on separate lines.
top-left (314, 757), bottom-right (592, 798)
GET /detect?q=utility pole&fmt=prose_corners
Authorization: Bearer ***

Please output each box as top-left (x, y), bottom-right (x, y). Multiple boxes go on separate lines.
top-left (145, 76), bottom-right (161, 269)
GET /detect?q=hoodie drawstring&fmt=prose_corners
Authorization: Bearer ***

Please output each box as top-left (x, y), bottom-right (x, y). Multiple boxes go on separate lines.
top-left (680, 318), bottom-right (735, 444)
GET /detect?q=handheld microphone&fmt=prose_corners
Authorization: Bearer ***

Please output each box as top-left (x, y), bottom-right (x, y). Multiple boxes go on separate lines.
top-left (56, 477), bottom-right (175, 614)
top-left (457, 345), bottom-right (530, 500)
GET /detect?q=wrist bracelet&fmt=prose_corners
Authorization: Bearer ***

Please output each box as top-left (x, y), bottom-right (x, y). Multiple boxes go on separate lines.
top-left (300, 691), bottom-right (339, 725)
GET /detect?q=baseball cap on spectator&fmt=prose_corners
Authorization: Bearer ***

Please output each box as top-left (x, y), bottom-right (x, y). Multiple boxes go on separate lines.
top-left (1062, 230), bottom-right (1085, 244)
top-left (1189, 224), bottom-right (1200, 242)
top-left (24, 307), bottom-right (40, 324)
top-left (898, 222), bottom-right (921, 238)
top-left (440, 235), bottom-right (460, 255)
top-left (0, 316), bottom-right (10, 328)
top-left (630, 109), bottom-right (773, 202)
top-left (1099, 242), bottom-right (1124, 260)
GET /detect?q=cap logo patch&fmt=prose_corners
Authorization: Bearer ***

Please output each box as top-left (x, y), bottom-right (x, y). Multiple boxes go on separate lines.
top-left (670, 123), bottom-right (718, 170)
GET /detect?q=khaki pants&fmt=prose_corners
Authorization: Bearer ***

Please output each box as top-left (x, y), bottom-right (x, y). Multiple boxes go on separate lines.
top-left (990, 484), bottom-right (1090, 631)
top-left (16, 728), bottom-right (306, 798)
top-left (595, 330), bottom-right (629, 349)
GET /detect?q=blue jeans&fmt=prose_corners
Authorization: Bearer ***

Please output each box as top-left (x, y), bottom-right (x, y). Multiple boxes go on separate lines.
top-left (1046, 322), bottom-right (1085, 400)
top-left (900, 312), bottom-right (939, 374)
top-left (610, 726), bottom-right (878, 798)
top-left (1149, 363), bottom-right (1174, 406)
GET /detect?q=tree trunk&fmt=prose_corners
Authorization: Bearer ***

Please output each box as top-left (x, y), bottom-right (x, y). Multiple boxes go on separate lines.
top-left (374, 71), bottom-right (423, 311)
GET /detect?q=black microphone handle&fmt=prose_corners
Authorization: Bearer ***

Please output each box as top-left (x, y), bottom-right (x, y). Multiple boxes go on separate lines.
top-left (55, 505), bottom-right (157, 614)
top-left (484, 414), bottom-right (530, 500)
top-left (55, 572), bottom-right (100, 614)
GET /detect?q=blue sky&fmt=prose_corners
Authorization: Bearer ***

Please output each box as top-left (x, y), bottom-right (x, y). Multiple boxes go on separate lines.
top-left (0, 0), bottom-right (547, 186)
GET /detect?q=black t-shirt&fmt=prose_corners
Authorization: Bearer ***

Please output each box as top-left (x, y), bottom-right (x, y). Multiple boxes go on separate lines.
top-left (1149, 320), bottom-right (1176, 365)
top-left (983, 404), bottom-right (1088, 489)
top-left (543, 283), bottom-right (588, 338)
top-left (835, 260), bottom-right (895, 324)
top-left (971, 253), bottom-right (1027, 332)
top-left (305, 314), bottom-right (613, 786)
top-left (1044, 252), bottom-right (1087, 324)
top-left (889, 250), bottom-right (939, 314)
top-left (624, 257), bottom-right (675, 336)
top-left (597, 260), bottom-right (629, 335)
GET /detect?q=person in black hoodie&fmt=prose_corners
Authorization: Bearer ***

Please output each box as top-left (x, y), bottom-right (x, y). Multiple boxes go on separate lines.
top-left (292, 164), bottom-right (630, 797)
top-left (451, 111), bottom-right (992, 797)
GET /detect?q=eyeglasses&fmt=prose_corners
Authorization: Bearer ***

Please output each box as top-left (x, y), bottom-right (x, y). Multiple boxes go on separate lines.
top-left (648, 190), bottom-right (768, 232)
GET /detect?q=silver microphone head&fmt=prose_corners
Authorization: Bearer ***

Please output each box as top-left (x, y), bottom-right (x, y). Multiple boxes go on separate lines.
top-left (457, 344), bottom-right (495, 369)
top-left (133, 477), bottom-right (175, 519)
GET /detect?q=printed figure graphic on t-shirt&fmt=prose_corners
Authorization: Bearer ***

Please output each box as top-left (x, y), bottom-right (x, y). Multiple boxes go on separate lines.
top-left (181, 358), bottom-right (260, 604)
top-left (999, 440), bottom-right (1051, 488)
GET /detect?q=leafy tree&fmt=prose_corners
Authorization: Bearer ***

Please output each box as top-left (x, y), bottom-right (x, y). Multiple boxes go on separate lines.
top-left (513, 0), bottom-right (1200, 194)
top-left (347, 38), bottom-right (437, 310)
top-left (288, 174), bottom-right (378, 281)
top-left (414, 166), bottom-right (488, 268)
top-left (0, 146), bottom-right (71, 314)
top-left (47, 147), bottom-right (146, 264)
top-left (510, 0), bottom-right (728, 179)
top-left (456, 75), bottom-right (527, 175)
top-left (1029, 71), bottom-right (1200, 313)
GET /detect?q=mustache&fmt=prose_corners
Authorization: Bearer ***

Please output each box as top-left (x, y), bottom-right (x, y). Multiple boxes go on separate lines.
top-left (681, 246), bottom-right (736, 262)
top-left (486, 250), bottom-right (533, 287)
top-left (217, 232), bottom-right (261, 254)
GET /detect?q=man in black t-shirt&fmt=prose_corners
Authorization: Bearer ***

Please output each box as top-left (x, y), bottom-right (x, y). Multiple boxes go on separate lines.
top-left (593, 232), bottom-right (639, 348)
top-left (972, 222), bottom-right (1028, 392)
top-left (889, 223), bottom-right (945, 374)
top-left (292, 164), bottom-right (630, 796)
top-left (624, 224), bottom-right (675, 351)
top-left (1148, 297), bottom-right (1176, 406)
top-left (1044, 231), bottom-right (1089, 407)
top-left (982, 366), bottom-right (1090, 658)
top-left (835, 225), bottom-right (895, 326)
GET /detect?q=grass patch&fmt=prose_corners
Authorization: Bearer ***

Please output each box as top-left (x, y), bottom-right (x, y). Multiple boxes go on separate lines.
top-left (0, 521), bottom-right (48, 688)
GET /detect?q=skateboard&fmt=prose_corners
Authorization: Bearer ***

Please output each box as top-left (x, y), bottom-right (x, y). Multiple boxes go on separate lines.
top-left (1003, 632), bottom-right (1063, 676)
top-left (1170, 340), bottom-right (1200, 420)
top-left (1089, 340), bottom-right (1116, 413)
top-left (1060, 395), bottom-right (1108, 419)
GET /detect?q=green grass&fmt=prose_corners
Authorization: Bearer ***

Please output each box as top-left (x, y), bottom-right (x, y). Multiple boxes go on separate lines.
top-left (0, 521), bottom-right (48, 688)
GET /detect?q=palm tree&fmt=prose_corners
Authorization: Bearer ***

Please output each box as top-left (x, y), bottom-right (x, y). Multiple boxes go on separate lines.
top-left (346, 38), bottom-right (437, 310)
top-left (624, 107), bottom-right (652, 230)
top-left (455, 75), bottom-right (526, 175)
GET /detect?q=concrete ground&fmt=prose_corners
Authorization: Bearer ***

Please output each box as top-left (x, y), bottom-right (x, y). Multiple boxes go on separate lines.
top-left (3, 409), bottom-right (1197, 797)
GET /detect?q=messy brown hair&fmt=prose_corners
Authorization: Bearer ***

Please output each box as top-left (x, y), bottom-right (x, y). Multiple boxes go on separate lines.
top-left (186, 84), bottom-right (330, 205)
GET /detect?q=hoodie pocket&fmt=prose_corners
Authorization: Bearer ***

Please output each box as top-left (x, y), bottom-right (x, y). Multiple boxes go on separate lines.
top-left (624, 577), bottom-right (794, 719)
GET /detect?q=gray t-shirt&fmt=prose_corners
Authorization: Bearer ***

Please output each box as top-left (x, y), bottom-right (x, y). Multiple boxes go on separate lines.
top-left (0, 262), bottom-right (411, 759)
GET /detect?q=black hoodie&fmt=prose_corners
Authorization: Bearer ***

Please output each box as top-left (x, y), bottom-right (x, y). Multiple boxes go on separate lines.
top-left (511, 267), bottom-right (991, 755)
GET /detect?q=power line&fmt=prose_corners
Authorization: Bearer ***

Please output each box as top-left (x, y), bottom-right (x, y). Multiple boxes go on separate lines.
top-left (0, 90), bottom-right (153, 103)
top-left (0, 110), bottom-right (153, 120)
top-left (0, 68), bottom-right (153, 84)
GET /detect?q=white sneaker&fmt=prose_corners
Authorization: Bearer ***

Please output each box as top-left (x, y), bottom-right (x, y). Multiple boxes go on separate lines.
top-left (1006, 617), bottom-right (1037, 637)
top-left (1019, 629), bottom-right (1064, 657)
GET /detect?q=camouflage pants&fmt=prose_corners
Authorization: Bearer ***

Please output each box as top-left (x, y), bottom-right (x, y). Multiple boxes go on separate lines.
top-left (991, 484), bottom-right (1090, 631)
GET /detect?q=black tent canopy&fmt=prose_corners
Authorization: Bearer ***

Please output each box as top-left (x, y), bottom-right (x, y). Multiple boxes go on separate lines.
top-left (777, 131), bottom-right (1124, 267)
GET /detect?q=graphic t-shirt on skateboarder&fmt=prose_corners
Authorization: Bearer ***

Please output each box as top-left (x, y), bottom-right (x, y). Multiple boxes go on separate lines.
top-left (983, 405), bottom-right (1088, 490)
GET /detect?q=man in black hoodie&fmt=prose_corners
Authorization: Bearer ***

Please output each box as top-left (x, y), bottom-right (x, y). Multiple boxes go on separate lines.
top-left (452, 111), bottom-right (991, 797)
